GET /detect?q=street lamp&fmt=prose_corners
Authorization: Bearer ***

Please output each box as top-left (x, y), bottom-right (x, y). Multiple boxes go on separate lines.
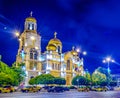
top-left (15, 32), bottom-right (20, 37)
top-left (102, 56), bottom-right (115, 86)
top-left (76, 48), bottom-right (80, 53)
top-left (102, 56), bottom-right (114, 74)
top-left (76, 48), bottom-right (87, 56)
top-left (83, 51), bottom-right (87, 55)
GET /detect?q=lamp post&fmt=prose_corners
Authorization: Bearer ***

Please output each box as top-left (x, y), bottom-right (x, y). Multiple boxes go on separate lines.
top-left (76, 48), bottom-right (87, 57)
top-left (103, 57), bottom-right (114, 74)
top-left (102, 57), bottom-right (115, 85)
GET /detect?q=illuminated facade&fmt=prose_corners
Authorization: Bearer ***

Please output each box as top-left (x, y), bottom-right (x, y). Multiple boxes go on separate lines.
top-left (16, 13), bottom-right (84, 85)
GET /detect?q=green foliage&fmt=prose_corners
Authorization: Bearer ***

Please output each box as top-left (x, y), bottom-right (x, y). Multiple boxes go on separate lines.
top-left (11, 66), bottom-right (26, 84)
top-left (72, 75), bottom-right (90, 86)
top-left (29, 77), bottom-right (38, 85)
top-left (53, 77), bottom-right (66, 85)
top-left (29, 74), bottom-right (54, 85)
top-left (0, 72), bottom-right (14, 86)
top-left (96, 67), bottom-right (112, 83)
top-left (36, 74), bottom-right (55, 85)
top-left (92, 71), bottom-right (107, 86)
top-left (0, 61), bottom-right (25, 86)
top-left (12, 62), bottom-right (25, 67)
top-left (29, 74), bottom-right (66, 85)
top-left (84, 71), bottom-right (91, 82)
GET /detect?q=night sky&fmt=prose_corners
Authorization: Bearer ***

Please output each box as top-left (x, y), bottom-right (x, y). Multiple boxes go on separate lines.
top-left (0, 0), bottom-right (120, 74)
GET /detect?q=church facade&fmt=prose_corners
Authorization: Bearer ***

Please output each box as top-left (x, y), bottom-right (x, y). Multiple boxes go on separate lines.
top-left (16, 13), bottom-right (84, 86)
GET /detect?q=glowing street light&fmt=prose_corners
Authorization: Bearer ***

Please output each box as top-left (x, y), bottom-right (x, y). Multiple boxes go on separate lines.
top-left (76, 48), bottom-right (87, 56)
top-left (76, 48), bottom-right (80, 53)
top-left (111, 59), bottom-right (115, 63)
top-left (102, 60), bottom-right (106, 63)
top-left (15, 32), bottom-right (20, 37)
top-left (103, 56), bottom-right (114, 73)
top-left (106, 57), bottom-right (111, 62)
top-left (83, 51), bottom-right (87, 55)
top-left (102, 56), bottom-right (115, 85)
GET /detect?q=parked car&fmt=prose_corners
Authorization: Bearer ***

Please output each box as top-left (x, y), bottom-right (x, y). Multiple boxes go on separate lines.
top-left (78, 86), bottom-right (89, 92)
top-left (114, 86), bottom-right (120, 91)
top-left (33, 86), bottom-right (41, 91)
top-left (42, 86), bottom-right (53, 90)
top-left (0, 86), bottom-right (15, 93)
top-left (63, 87), bottom-right (69, 91)
top-left (47, 86), bottom-right (64, 93)
top-left (92, 86), bottom-right (108, 92)
top-left (21, 86), bottom-right (39, 93)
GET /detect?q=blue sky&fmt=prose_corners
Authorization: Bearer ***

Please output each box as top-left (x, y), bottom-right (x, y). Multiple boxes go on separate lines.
top-left (0, 0), bottom-right (120, 73)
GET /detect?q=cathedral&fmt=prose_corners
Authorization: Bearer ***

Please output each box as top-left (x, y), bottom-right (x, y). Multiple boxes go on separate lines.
top-left (16, 13), bottom-right (84, 86)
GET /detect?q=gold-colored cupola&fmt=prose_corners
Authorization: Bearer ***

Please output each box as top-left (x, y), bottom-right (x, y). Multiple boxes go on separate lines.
top-left (24, 11), bottom-right (37, 32)
top-left (47, 32), bottom-right (62, 53)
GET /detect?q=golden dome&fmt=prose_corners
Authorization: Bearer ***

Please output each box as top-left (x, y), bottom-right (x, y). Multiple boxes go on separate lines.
top-left (46, 44), bottom-right (57, 51)
top-left (26, 17), bottom-right (36, 22)
top-left (71, 46), bottom-right (78, 56)
top-left (25, 11), bottom-right (36, 22)
top-left (48, 32), bottom-right (62, 46)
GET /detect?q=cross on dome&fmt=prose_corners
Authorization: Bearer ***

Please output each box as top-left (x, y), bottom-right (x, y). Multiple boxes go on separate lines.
top-left (30, 11), bottom-right (33, 17)
top-left (54, 32), bottom-right (57, 38)
top-left (72, 46), bottom-right (75, 50)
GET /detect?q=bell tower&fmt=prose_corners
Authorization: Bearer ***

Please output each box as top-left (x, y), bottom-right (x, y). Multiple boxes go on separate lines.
top-left (25, 11), bottom-right (37, 31)
top-left (16, 12), bottom-right (41, 86)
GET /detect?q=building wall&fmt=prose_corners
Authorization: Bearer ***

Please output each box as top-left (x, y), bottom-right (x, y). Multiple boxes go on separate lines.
top-left (16, 15), bottom-right (84, 86)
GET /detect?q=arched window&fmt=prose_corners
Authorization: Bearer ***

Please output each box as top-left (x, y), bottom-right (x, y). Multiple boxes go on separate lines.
top-left (32, 24), bottom-right (34, 30)
top-left (55, 63), bottom-right (57, 70)
top-left (52, 63), bottom-right (54, 70)
top-left (28, 23), bottom-right (31, 30)
top-left (30, 49), bottom-right (33, 59)
top-left (34, 51), bottom-right (38, 60)
top-left (58, 64), bottom-right (60, 70)
top-left (30, 52), bottom-right (33, 59)
top-left (34, 62), bottom-right (37, 70)
top-left (42, 64), bottom-right (46, 70)
top-left (58, 46), bottom-right (61, 53)
top-left (67, 60), bottom-right (70, 70)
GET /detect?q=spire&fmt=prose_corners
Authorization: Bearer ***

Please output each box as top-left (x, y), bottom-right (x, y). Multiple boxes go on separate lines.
top-left (54, 32), bottom-right (57, 38)
top-left (30, 11), bottom-right (33, 17)
top-left (72, 46), bottom-right (75, 50)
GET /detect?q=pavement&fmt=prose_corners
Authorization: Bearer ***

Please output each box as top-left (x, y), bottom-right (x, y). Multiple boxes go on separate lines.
top-left (0, 91), bottom-right (120, 98)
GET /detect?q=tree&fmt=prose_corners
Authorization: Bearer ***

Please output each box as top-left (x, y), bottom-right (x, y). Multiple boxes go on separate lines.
top-left (72, 75), bottom-right (90, 86)
top-left (0, 61), bottom-right (25, 86)
top-left (84, 71), bottom-right (91, 84)
top-left (0, 72), bottom-right (14, 86)
top-left (29, 74), bottom-right (66, 85)
top-left (29, 74), bottom-right (55, 85)
top-left (29, 77), bottom-right (38, 85)
top-left (96, 67), bottom-right (112, 83)
top-left (11, 66), bottom-right (26, 84)
top-left (53, 77), bottom-right (66, 85)
top-left (92, 71), bottom-right (107, 86)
